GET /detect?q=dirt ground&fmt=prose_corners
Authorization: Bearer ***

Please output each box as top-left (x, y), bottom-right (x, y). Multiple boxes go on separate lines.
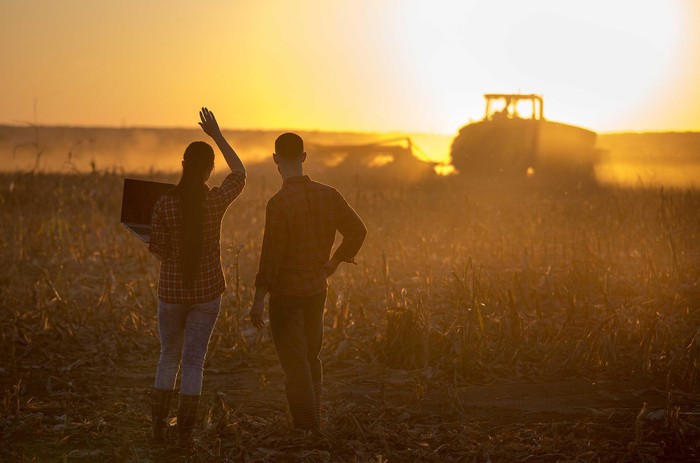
top-left (2, 343), bottom-right (699, 463)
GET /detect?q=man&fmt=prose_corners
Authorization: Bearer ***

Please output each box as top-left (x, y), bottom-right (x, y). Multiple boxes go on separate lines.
top-left (250, 132), bottom-right (367, 433)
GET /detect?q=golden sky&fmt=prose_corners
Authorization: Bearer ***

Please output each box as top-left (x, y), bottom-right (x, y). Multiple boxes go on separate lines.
top-left (1, 0), bottom-right (698, 134)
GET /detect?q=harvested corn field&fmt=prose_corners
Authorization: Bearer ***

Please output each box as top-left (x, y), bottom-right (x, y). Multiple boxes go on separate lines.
top-left (1, 165), bottom-right (699, 462)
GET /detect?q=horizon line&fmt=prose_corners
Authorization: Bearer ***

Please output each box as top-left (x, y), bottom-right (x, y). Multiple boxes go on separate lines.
top-left (1, 122), bottom-right (699, 137)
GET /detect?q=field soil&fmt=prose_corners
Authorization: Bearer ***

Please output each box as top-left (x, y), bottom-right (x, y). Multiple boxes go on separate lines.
top-left (3, 346), bottom-right (698, 462)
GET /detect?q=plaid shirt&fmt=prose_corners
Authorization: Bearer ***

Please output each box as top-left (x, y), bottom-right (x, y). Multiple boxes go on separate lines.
top-left (255, 175), bottom-right (367, 297)
top-left (149, 171), bottom-right (246, 304)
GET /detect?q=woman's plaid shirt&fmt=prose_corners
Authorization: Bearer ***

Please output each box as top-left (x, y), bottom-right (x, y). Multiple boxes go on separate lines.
top-left (149, 171), bottom-right (246, 304)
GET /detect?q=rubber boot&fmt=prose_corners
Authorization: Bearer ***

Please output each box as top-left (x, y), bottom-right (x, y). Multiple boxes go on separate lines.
top-left (151, 388), bottom-right (174, 443)
top-left (177, 394), bottom-right (200, 450)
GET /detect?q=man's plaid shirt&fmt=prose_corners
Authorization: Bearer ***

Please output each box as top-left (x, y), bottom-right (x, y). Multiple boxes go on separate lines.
top-left (149, 171), bottom-right (246, 304)
top-left (255, 175), bottom-right (367, 297)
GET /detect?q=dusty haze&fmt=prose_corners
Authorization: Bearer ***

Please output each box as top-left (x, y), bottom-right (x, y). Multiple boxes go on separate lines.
top-left (1, 125), bottom-right (698, 188)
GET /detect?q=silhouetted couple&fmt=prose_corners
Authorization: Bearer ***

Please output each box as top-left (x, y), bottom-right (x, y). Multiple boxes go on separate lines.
top-left (147, 108), bottom-right (367, 449)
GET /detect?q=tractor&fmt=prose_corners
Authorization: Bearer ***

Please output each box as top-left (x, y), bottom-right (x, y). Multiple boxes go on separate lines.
top-left (450, 94), bottom-right (603, 186)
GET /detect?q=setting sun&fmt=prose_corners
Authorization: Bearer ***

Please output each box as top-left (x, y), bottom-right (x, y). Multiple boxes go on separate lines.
top-left (385, 0), bottom-right (686, 132)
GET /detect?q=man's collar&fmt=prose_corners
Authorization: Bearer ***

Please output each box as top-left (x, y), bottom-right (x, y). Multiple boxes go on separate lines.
top-left (282, 175), bottom-right (311, 186)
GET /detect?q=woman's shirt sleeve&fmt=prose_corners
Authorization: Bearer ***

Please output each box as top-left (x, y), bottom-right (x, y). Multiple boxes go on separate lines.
top-left (209, 171), bottom-right (246, 215)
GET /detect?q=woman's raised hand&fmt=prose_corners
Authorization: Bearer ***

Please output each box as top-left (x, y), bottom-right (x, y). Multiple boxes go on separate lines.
top-left (198, 107), bottom-right (222, 139)
top-left (198, 106), bottom-right (245, 173)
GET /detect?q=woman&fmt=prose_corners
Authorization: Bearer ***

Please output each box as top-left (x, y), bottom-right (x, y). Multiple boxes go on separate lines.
top-left (148, 107), bottom-right (245, 448)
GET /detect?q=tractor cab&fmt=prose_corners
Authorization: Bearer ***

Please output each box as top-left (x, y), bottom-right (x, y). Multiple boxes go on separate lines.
top-left (484, 93), bottom-right (544, 121)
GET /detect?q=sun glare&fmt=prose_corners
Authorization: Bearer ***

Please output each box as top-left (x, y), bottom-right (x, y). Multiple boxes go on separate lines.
top-left (383, 0), bottom-right (682, 133)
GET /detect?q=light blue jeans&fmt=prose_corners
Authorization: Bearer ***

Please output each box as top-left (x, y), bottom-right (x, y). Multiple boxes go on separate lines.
top-left (154, 297), bottom-right (220, 395)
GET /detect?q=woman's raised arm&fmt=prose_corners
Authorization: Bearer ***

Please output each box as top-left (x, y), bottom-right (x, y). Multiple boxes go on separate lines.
top-left (198, 107), bottom-right (245, 175)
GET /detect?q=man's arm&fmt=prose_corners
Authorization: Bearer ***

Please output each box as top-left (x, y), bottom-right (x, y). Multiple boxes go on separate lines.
top-left (250, 199), bottom-right (287, 328)
top-left (198, 107), bottom-right (246, 174)
top-left (325, 192), bottom-right (367, 276)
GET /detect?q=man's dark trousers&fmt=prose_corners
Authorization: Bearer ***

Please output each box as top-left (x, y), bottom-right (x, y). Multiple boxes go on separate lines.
top-left (269, 291), bottom-right (326, 431)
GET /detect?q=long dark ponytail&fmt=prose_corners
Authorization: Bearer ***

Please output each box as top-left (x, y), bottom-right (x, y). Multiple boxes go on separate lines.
top-left (171, 141), bottom-right (215, 285)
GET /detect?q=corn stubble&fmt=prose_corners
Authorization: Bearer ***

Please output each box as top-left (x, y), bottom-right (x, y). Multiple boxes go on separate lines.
top-left (1, 168), bottom-right (699, 462)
